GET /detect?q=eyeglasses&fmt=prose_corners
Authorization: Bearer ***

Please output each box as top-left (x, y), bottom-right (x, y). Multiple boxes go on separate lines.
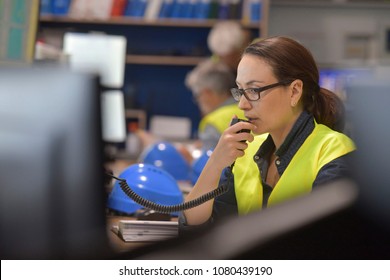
top-left (230, 80), bottom-right (293, 102)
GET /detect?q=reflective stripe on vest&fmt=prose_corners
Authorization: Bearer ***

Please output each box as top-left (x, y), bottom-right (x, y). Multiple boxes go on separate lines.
top-left (233, 123), bottom-right (356, 215)
top-left (199, 103), bottom-right (245, 134)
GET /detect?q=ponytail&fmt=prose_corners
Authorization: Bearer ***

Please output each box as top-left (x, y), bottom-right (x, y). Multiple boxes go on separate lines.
top-left (308, 87), bottom-right (345, 132)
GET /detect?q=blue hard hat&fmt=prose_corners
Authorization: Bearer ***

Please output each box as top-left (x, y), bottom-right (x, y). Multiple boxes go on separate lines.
top-left (107, 163), bottom-right (184, 215)
top-left (190, 149), bottom-right (213, 185)
top-left (140, 141), bottom-right (190, 181)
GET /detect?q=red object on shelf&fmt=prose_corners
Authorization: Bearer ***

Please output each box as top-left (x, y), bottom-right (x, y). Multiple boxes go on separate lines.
top-left (111, 0), bottom-right (127, 16)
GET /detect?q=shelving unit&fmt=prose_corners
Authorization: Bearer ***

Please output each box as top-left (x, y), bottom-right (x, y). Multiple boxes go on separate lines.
top-left (125, 54), bottom-right (204, 65)
top-left (38, 0), bottom-right (270, 137)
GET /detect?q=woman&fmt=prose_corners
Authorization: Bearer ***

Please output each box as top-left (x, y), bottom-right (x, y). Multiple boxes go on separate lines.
top-left (180, 36), bottom-right (355, 228)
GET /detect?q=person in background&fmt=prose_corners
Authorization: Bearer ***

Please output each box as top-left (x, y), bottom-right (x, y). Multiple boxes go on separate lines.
top-left (207, 20), bottom-right (253, 73)
top-left (185, 60), bottom-right (245, 151)
top-left (180, 36), bottom-right (355, 231)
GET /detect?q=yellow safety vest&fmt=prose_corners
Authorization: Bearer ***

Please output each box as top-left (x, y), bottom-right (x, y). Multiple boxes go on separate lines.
top-left (199, 103), bottom-right (245, 134)
top-left (233, 123), bottom-right (356, 215)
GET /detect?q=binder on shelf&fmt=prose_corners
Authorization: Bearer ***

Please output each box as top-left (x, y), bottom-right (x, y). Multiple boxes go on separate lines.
top-left (208, 0), bottom-right (219, 19)
top-left (228, 0), bottom-right (242, 19)
top-left (242, 0), bottom-right (262, 23)
top-left (51, 0), bottom-right (71, 15)
top-left (69, 0), bottom-right (113, 19)
top-left (135, 0), bottom-right (148, 17)
top-left (158, 0), bottom-right (174, 18)
top-left (123, 0), bottom-right (132, 16)
top-left (111, 0), bottom-right (128, 16)
top-left (170, 0), bottom-right (198, 19)
top-left (125, 0), bottom-right (148, 17)
top-left (183, 0), bottom-right (197, 19)
top-left (170, 0), bottom-right (186, 19)
top-left (40, 0), bottom-right (52, 15)
top-left (194, 0), bottom-right (211, 19)
top-left (68, 0), bottom-right (86, 18)
top-left (218, 0), bottom-right (230, 20)
top-left (92, 0), bottom-right (114, 19)
top-left (144, 0), bottom-right (163, 21)
top-left (249, 0), bottom-right (262, 22)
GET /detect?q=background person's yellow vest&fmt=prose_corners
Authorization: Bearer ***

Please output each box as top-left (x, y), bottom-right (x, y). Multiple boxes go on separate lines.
top-left (199, 104), bottom-right (245, 134)
top-left (233, 123), bottom-right (356, 215)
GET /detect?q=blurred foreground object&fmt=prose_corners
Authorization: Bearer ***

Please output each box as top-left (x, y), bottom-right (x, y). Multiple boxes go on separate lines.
top-left (346, 68), bottom-right (390, 228)
top-left (0, 66), bottom-right (111, 259)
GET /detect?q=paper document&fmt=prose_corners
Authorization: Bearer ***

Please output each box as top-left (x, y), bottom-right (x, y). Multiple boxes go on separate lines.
top-left (117, 220), bottom-right (178, 242)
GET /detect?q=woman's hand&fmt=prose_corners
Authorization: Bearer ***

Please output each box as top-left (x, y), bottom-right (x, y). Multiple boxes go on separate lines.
top-left (209, 119), bottom-right (255, 170)
top-left (183, 118), bottom-right (255, 225)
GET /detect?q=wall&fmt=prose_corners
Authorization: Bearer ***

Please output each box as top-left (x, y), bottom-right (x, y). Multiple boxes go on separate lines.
top-left (268, 1), bottom-right (390, 67)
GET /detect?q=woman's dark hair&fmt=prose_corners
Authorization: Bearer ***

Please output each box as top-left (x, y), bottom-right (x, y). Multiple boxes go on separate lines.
top-left (244, 36), bottom-right (345, 132)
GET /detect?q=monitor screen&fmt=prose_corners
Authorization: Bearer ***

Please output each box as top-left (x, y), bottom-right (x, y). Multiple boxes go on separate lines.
top-left (62, 32), bottom-right (127, 88)
top-left (319, 67), bottom-right (372, 103)
top-left (346, 69), bottom-right (390, 227)
top-left (62, 32), bottom-right (128, 143)
top-left (0, 66), bottom-right (112, 259)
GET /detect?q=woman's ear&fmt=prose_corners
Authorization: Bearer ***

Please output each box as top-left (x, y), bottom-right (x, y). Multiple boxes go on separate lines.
top-left (290, 79), bottom-right (303, 107)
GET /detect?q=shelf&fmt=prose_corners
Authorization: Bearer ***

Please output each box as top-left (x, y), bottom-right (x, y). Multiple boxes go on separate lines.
top-left (126, 55), bottom-right (207, 66)
top-left (39, 15), bottom-right (262, 29)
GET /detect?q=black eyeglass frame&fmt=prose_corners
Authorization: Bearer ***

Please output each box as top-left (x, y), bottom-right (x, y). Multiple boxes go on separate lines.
top-left (230, 80), bottom-right (294, 101)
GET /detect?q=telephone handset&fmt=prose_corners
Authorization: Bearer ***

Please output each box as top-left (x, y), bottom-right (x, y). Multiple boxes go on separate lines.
top-left (230, 118), bottom-right (251, 142)
top-left (230, 117), bottom-right (250, 132)
top-left (108, 118), bottom-right (249, 214)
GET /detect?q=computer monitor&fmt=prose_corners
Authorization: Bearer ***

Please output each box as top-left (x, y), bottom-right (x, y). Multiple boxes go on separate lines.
top-left (346, 69), bottom-right (390, 227)
top-left (63, 32), bottom-right (127, 89)
top-left (0, 66), bottom-right (112, 259)
top-left (63, 32), bottom-right (128, 144)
